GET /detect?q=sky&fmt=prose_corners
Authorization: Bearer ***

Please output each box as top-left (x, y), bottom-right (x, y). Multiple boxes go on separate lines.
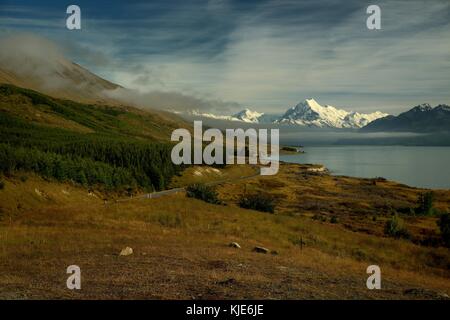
top-left (0, 0), bottom-right (449, 115)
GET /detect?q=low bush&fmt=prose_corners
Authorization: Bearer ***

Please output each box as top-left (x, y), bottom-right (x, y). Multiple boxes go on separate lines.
top-left (384, 214), bottom-right (410, 239)
top-left (238, 193), bottom-right (275, 213)
top-left (330, 216), bottom-right (338, 223)
top-left (186, 183), bottom-right (222, 204)
top-left (0, 180), bottom-right (4, 190)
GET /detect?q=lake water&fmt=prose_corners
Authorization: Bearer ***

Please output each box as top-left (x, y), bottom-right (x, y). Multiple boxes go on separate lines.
top-left (280, 146), bottom-right (450, 189)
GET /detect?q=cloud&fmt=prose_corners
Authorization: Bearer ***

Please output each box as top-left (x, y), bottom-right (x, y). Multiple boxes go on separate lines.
top-left (0, 32), bottom-right (243, 113)
top-left (0, 33), bottom-right (71, 90)
top-left (104, 87), bottom-right (242, 114)
top-left (93, 0), bottom-right (450, 114)
top-left (1, 0), bottom-right (449, 115)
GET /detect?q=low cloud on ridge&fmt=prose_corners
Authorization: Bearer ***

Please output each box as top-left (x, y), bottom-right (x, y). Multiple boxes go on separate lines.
top-left (0, 33), bottom-right (243, 114)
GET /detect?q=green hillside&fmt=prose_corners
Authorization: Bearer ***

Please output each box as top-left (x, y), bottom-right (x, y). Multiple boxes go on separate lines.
top-left (0, 84), bottom-right (188, 192)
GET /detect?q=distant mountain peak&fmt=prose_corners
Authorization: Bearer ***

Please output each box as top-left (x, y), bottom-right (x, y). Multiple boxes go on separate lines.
top-left (435, 104), bottom-right (450, 112)
top-left (232, 108), bottom-right (264, 123)
top-left (303, 98), bottom-right (321, 108)
top-left (361, 103), bottom-right (450, 132)
top-left (277, 98), bottom-right (388, 128)
top-left (411, 103), bottom-right (432, 112)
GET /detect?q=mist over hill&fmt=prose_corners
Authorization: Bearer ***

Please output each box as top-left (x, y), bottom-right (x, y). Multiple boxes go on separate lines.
top-left (0, 35), bottom-right (121, 104)
top-left (0, 34), bottom-right (243, 115)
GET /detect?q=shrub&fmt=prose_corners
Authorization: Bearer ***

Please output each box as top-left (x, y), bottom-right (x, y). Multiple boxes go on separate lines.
top-left (415, 192), bottom-right (435, 215)
top-left (330, 216), bottom-right (338, 223)
top-left (186, 183), bottom-right (221, 204)
top-left (0, 180), bottom-right (4, 190)
top-left (437, 213), bottom-right (450, 247)
top-left (384, 214), bottom-right (410, 239)
top-left (312, 214), bottom-right (327, 222)
top-left (20, 175), bottom-right (28, 182)
top-left (238, 193), bottom-right (275, 213)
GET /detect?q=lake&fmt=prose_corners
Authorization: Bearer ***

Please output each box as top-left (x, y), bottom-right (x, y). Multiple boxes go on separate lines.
top-left (280, 146), bottom-right (450, 189)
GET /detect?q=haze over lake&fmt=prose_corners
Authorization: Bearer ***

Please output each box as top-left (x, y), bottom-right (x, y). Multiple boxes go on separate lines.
top-left (280, 146), bottom-right (450, 189)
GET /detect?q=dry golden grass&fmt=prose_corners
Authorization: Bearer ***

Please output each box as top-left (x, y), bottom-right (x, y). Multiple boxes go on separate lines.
top-left (0, 164), bottom-right (449, 299)
top-left (169, 165), bottom-right (258, 188)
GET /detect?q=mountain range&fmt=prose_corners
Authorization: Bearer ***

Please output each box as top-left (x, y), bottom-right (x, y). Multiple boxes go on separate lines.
top-left (190, 98), bottom-right (389, 129)
top-left (1, 37), bottom-right (448, 133)
top-left (275, 99), bottom-right (389, 128)
top-left (361, 103), bottom-right (450, 132)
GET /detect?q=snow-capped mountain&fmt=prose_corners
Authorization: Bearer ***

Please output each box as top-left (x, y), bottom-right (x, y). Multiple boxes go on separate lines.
top-left (184, 99), bottom-right (389, 128)
top-left (232, 109), bottom-right (264, 123)
top-left (189, 108), bottom-right (272, 123)
top-left (190, 110), bottom-right (238, 121)
top-left (276, 98), bottom-right (389, 128)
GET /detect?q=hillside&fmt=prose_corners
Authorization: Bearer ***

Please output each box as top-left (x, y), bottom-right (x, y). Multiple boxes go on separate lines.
top-left (0, 84), bottom-right (190, 192)
top-left (0, 84), bottom-right (188, 140)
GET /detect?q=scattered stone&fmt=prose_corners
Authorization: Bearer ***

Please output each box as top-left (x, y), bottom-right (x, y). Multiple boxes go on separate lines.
top-left (119, 247), bottom-right (133, 256)
top-left (270, 250), bottom-right (279, 255)
top-left (229, 242), bottom-right (241, 249)
top-left (253, 246), bottom-right (269, 254)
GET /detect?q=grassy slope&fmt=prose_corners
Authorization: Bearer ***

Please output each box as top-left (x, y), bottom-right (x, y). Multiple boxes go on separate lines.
top-left (0, 84), bottom-right (189, 142)
top-left (0, 164), bottom-right (449, 299)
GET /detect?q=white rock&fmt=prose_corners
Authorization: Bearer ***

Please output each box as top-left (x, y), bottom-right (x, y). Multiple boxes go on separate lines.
top-left (229, 242), bottom-right (241, 249)
top-left (119, 247), bottom-right (133, 256)
top-left (253, 246), bottom-right (269, 254)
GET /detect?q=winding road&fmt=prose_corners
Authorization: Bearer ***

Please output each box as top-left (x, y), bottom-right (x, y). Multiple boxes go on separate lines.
top-left (115, 169), bottom-right (261, 203)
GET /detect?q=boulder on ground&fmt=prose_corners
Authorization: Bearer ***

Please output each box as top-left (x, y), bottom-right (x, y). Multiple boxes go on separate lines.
top-left (253, 246), bottom-right (269, 254)
top-left (119, 247), bottom-right (133, 256)
top-left (229, 242), bottom-right (241, 249)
